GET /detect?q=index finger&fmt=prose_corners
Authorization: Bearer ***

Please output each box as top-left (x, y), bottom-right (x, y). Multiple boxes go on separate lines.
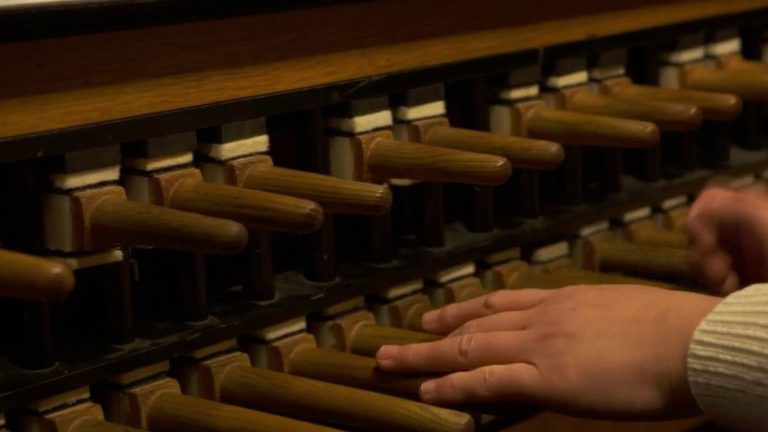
top-left (421, 289), bottom-right (550, 335)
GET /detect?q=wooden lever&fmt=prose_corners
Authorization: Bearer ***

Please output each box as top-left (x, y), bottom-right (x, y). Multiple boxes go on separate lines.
top-left (150, 392), bottom-right (338, 432)
top-left (250, 332), bottom-right (431, 398)
top-left (20, 400), bottom-right (146, 432)
top-left (600, 77), bottom-right (742, 121)
top-left (355, 131), bottom-right (511, 185)
top-left (46, 186), bottom-right (247, 254)
top-left (421, 124), bottom-right (564, 169)
top-left (127, 168), bottom-right (323, 233)
top-left (585, 240), bottom-right (689, 280)
top-left (716, 54), bottom-right (768, 74)
top-left (107, 377), bottom-right (337, 432)
top-left (221, 366), bottom-right (474, 432)
top-left (624, 220), bottom-right (689, 249)
top-left (90, 198), bottom-right (248, 254)
top-left (684, 66), bottom-right (768, 102)
top-left (289, 346), bottom-right (428, 398)
top-left (312, 310), bottom-right (441, 357)
top-left (497, 260), bottom-right (682, 291)
top-left (568, 92), bottom-right (702, 132)
top-left (522, 104), bottom-right (659, 149)
top-left (166, 173), bottom-right (322, 233)
top-left (349, 324), bottom-right (440, 357)
top-left (242, 165), bottom-right (392, 215)
top-left (0, 249), bottom-right (74, 301)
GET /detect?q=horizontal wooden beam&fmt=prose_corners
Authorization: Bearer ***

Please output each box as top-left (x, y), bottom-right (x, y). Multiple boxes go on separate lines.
top-left (0, 0), bottom-right (766, 140)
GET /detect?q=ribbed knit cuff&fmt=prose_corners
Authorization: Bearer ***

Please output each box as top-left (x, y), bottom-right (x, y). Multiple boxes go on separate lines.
top-left (687, 283), bottom-right (768, 432)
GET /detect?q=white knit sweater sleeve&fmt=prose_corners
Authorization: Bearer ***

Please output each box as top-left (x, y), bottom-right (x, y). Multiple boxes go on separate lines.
top-left (687, 283), bottom-right (768, 432)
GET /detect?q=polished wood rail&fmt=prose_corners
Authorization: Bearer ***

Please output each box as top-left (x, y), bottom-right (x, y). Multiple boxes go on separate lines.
top-left (1, 0), bottom-right (767, 140)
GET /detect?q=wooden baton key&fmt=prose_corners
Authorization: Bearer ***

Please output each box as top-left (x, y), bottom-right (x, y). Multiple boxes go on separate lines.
top-left (46, 190), bottom-right (248, 254)
top-left (651, 33), bottom-right (768, 103)
top-left (352, 131), bottom-right (511, 185)
top-left (565, 89), bottom-right (702, 132)
top-left (0, 248), bottom-right (74, 301)
top-left (122, 134), bottom-right (323, 234)
top-left (400, 118), bottom-right (564, 170)
top-left (623, 218), bottom-right (689, 249)
top-left (20, 389), bottom-right (146, 432)
top-left (599, 77), bottom-right (742, 122)
top-left (197, 121), bottom-right (392, 286)
top-left (211, 155), bottom-right (394, 216)
top-left (492, 260), bottom-right (682, 291)
top-left (583, 239), bottom-right (690, 281)
top-left (311, 309), bottom-right (440, 357)
top-left (100, 366), bottom-right (340, 432)
top-left (174, 343), bottom-right (473, 432)
top-left (516, 102), bottom-right (659, 149)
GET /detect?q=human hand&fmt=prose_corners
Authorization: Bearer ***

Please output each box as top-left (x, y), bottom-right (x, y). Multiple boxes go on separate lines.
top-left (376, 286), bottom-right (720, 419)
top-left (687, 184), bottom-right (768, 295)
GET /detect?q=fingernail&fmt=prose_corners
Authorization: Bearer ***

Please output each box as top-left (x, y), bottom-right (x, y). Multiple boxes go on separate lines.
top-left (420, 380), bottom-right (436, 402)
top-left (376, 345), bottom-right (398, 363)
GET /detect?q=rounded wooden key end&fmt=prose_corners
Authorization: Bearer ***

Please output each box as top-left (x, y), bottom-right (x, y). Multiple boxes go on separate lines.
top-left (243, 165), bottom-right (392, 215)
top-left (525, 107), bottom-right (660, 149)
top-left (170, 179), bottom-right (324, 233)
top-left (91, 198), bottom-right (248, 254)
top-left (0, 249), bottom-right (75, 301)
top-left (423, 125), bottom-right (564, 169)
top-left (570, 93), bottom-right (703, 132)
top-left (366, 138), bottom-right (511, 185)
top-left (606, 82), bottom-right (742, 122)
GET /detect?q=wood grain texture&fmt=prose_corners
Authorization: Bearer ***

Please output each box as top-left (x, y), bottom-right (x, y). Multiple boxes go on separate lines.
top-left (349, 324), bottom-right (441, 357)
top-left (685, 67), bottom-right (768, 102)
top-left (366, 138), bottom-right (511, 185)
top-left (220, 366), bottom-right (474, 432)
top-left (2, 0), bottom-right (767, 139)
top-left (719, 55), bottom-right (768, 73)
top-left (586, 240), bottom-right (690, 280)
top-left (602, 78), bottom-right (742, 121)
top-left (524, 107), bottom-right (659, 148)
top-left (424, 126), bottom-right (564, 169)
top-left (242, 165), bottom-right (392, 215)
top-left (72, 418), bottom-right (146, 432)
top-left (568, 93), bottom-right (702, 132)
top-left (0, 248), bottom-right (74, 301)
top-left (90, 198), bottom-right (247, 254)
top-left (624, 221), bottom-right (689, 248)
top-left (288, 346), bottom-right (428, 398)
top-left (169, 179), bottom-right (323, 233)
top-left (147, 392), bottom-right (339, 432)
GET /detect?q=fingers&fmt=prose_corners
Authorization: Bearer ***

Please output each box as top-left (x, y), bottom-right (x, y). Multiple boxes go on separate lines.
top-left (376, 331), bottom-right (531, 373)
top-left (421, 289), bottom-right (550, 335)
top-left (688, 247), bottom-right (732, 294)
top-left (419, 364), bottom-right (541, 405)
top-left (448, 310), bottom-right (532, 337)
